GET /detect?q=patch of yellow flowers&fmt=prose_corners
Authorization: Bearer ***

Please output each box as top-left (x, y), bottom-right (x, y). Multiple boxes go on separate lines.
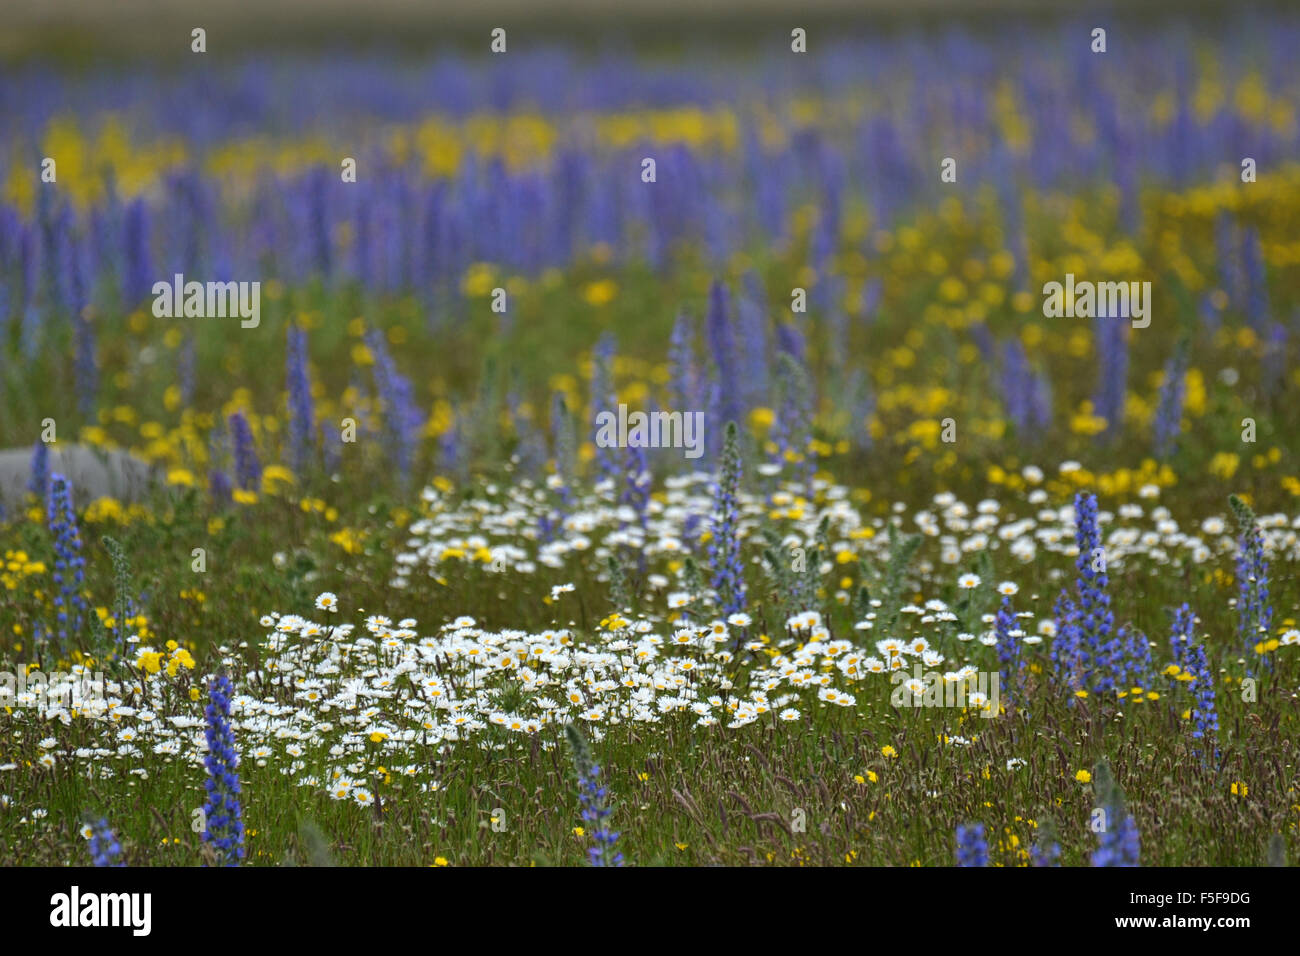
top-left (135, 640), bottom-right (197, 678)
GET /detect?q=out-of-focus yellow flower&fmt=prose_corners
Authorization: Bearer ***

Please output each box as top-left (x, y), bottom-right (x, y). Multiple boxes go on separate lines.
top-left (582, 278), bottom-right (618, 307)
top-left (1208, 452), bottom-right (1240, 480)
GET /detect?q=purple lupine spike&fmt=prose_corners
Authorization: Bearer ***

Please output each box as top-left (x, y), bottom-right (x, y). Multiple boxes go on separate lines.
top-left (668, 311), bottom-right (702, 420)
top-left (1214, 213), bottom-right (1241, 308)
top-left (955, 823), bottom-right (989, 867)
top-left (208, 468), bottom-right (233, 508)
top-left (565, 725), bottom-right (623, 867)
top-left (1121, 626), bottom-right (1154, 691)
top-left (365, 327), bottom-right (422, 481)
top-left (28, 439), bottom-right (49, 500)
top-left (708, 421), bottom-right (746, 620)
top-left (1184, 641), bottom-right (1219, 762)
top-left (1230, 495), bottom-right (1273, 675)
top-left (736, 289), bottom-right (769, 414)
top-left (285, 324), bottom-right (317, 477)
top-left (772, 351), bottom-right (814, 496)
top-left (1091, 762), bottom-right (1140, 867)
top-left (1169, 604), bottom-right (1196, 672)
top-left (994, 592), bottom-right (1022, 709)
top-left (846, 368), bottom-right (876, 452)
top-left (620, 440), bottom-right (650, 554)
top-left (74, 313), bottom-right (98, 419)
top-left (1092, 808), bottom-right (1140, 867)
top-left (969, 322), bottom-right (996, 365)
top-left (706, 280), bottom-right (741, 458)
top-left (47, 473), bottom-right (87, 649)
top-left (1029, 369), bottom-right (1053, 433)
top-left (999, 338), bottom-right (1032, 432)
top-left (307, 165), bottom-right (333, 279)
top-left (775, 319), bottom-right (804, 365)
top-left (120, 199), bottom-right (152, 311)
top-left (549, 390), bottom-right (576, 509)
top-left (1072, 492), bottom-right (1115, 692)
top-left (1241, 227), bottom-right (1270, 333)
top-left (87, 817), bottom-right (125, 867)
top-left (1153, 341), bottom-right (1189, 459)
top-left (1051, 589), bottom-right (1086, 693)
top-left (202, 673), bottom-right (245, 866)
top-left (228, 410), bottom-right (263, 492)
top-left (1092, 313), bottom-right (1128, 441)
top-left (590, 333), bottom-right (619, 485)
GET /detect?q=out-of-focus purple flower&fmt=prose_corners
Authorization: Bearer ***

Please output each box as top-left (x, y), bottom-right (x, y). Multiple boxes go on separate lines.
top-left (994, 592), bottom-right (1022, 709)
top-left (121, 198), bottom-right (153, 310)
top-left (28, 439), bottom-right (49, 500)
top-left (209, 468), bottom-right (233, 508)
top-left (1230, 495), bottom-right (1273, 674)
top-left (202, 673), bottom-right (245, 866)
top-left (1153, 341), bottom-right (1188, 459)
top-left (1241, 227), bottom-right (1270, 332)
top-left (285, 324), bottom-right (317, 477)
top-left (228, 410), bottom-right (262, 492)
top-left (955, 823), bottom-right (989, 867)
top-left (74, 313), bottom-right (98, 419)
top-left (1093, 316), bottom-right (1128, 441)
top-left (88, 817), bottom-right (125, 867)
top-left (708, 421), bottom-right (746, 620)
top-left (365, 327), bottom-right (423, 481)
top-left (565, 724), bottom-right (623, 867)
top-left (706, 280), bottom-right (741, 459)
top-left (590, 333), bottom-right (619, 484)
top-left (47, 473), bottom-right (87, 649)
top-left (1054, 492), bottom-right (1115, 695)
top-left (668, 311), bottom-right (703, 424)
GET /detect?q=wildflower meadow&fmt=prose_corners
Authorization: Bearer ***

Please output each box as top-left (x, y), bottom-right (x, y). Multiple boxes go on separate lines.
top-left (0, 1), bottom-right (1298, 899)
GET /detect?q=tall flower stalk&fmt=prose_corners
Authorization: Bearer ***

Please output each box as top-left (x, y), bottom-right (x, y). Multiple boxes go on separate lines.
top-left (772, 351), bottom-right (814, 499)
top-left (1230, 495), bottom-right (1273, 674)
top-left (202, 673), bottom-right (245, 866)
top-left (365, 327), bottom-right (422, 483)
top-left (542, 391), bottom-right (576, 542)
top-left (564, 724), bottom-right (623, 867)
top-left (1169, 604), bottom-right (1219, 764)
top-left (1185, 641), bottom-right (1219, 763)
top-left (1054, 491), bottom-right (1114, 694)
top-left (1091, 760), bottom-right (1140, 867)
top-left (590, 334), bottom-right (619, 485)
top-left (708, 421), bottom-right (746, 620)
top-left (706, 280), bottom-right (741, 461)
top-left (28, 440), bottom-right (50, 500)
top-left (1152, 340), bottom-right (1188, 459)
top-left (228, 411), bottom-right (263, 493)
top-left (47, 473), bottom-right (87, 649)
top-left (1092, 317), bottom-right (1128, 442)
top-left (285, 323), bottom-right (317, 477)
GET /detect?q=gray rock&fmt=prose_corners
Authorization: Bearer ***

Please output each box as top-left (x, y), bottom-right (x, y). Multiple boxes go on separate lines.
top-left (0, 444), bottom-right (161, 509)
